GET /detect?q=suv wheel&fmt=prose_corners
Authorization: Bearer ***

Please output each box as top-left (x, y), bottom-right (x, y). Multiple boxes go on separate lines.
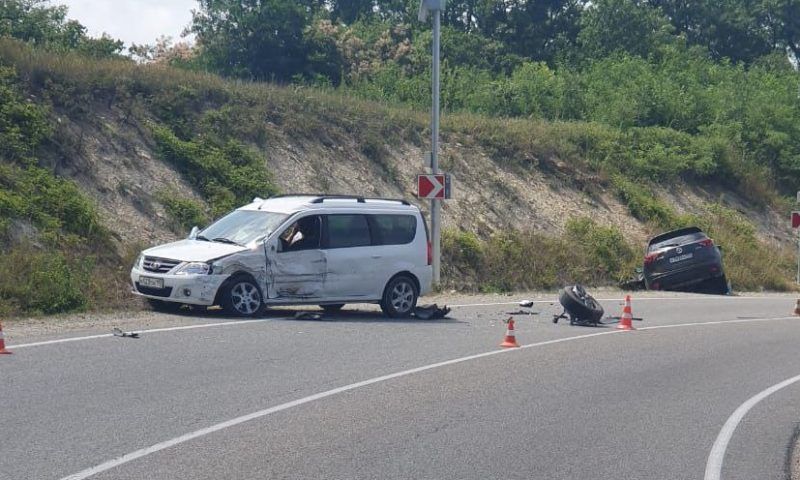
top-left (706, 275), bottom-right (730, 295)
top-left (380, 275), bottom-right (418, 318)
top-left (222, 277), bottom-right (263, 317)
top-left (558, 285), bottom-right (604, 325)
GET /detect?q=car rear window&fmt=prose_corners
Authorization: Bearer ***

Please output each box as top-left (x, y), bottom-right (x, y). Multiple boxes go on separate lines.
top-left (648, 232), bottom-right (707, 252)
top-left (326, 214), bottom-right (371, 248)
top-left (372, 215), bottom-right (416, 245)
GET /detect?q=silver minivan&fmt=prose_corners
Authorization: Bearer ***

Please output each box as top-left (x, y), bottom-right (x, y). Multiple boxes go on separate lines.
top-left (130, 195), bottom-right (433, 317)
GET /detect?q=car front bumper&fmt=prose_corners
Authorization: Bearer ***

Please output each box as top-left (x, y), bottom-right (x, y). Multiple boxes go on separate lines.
top-left (130, 267), bottom-right (229, 306)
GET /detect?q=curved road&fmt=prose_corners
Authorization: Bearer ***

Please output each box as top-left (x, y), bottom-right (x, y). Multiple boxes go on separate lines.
top-left (2, 294), bottom-right (799, 479)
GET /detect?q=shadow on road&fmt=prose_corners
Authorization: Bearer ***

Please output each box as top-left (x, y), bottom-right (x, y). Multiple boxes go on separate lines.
top-left (169, 306), bottom-right (467, 325)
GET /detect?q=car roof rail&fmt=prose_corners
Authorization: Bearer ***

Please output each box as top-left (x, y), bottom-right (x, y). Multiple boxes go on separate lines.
top-left (265, 194), bottom-right (412, 206)
top-left (309, 195), bottom-right (411, 206)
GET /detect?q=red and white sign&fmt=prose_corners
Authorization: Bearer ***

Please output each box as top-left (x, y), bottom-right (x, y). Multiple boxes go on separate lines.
top-left (418, 174), bottom-right (447, 199)
top-left (792, 211), bottom-right (800, 229)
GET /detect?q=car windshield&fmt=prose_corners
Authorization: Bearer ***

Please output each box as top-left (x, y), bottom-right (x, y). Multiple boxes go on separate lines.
top-left (199, 210), bottom-right (288, 245)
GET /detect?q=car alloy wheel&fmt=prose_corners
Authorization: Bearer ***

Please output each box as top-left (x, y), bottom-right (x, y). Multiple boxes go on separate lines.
top-left (381, 275), bottom-right (418, 318)
top-left (230, 281), bottom-right (261, 316)
top-left (391, 282), bottom-right (414, 314)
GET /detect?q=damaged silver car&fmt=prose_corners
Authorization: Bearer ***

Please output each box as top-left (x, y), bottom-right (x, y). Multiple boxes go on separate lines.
top-left (131, 195), bottom-right (433, 317)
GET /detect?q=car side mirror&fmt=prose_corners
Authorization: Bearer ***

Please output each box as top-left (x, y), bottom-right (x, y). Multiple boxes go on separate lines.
top-left (717, 245), bottom-right (723, 253)
top-left (188, 226), bottom-right (199, 240)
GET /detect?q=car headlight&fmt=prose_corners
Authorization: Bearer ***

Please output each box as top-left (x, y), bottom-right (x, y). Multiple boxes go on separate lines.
top-left (134, 254), bottom-right (144, 269)
top-left (174, 262), bottom-right (212, 275)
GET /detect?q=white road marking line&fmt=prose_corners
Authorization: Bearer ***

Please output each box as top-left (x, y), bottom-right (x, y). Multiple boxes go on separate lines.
top-left (449, 296), bottom-right (778, 308)
top-left (704, 372), bottom-right (800, 480)
top-left (59, 315), bottom-right (796, 480)
top-left (10, 319), bottom-right (275, 349)
top-left (639, 316), bottom-right (797, 331)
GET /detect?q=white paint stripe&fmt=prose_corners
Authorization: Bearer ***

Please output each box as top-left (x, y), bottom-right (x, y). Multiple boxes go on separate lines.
top-left (449, 296), bottom-right (779, 308)
top-left (704, 373), bottom-right (800, 480)
top-left (639, 316), bottom-right (796, 331)
top-left (10, 319), bottom-right (274, 349)
top-left (59, 315), bottom-right (796, 480)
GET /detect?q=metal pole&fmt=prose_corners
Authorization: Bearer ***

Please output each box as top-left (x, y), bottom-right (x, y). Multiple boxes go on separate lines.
top-left (431, 9), bottom-right (441, 285)
top-left (796, 231), bottom-right (799, 284)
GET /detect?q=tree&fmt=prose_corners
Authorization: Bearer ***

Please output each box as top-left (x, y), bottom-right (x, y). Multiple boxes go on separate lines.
top-left (647, 0), bottom-right (775, 63)
top-left (0, 0), bottom-right (123, 57)
top-left (331, 0), bottom-right (375, 24)
top-left (190, 0), bottom-right (340, 82)
top-left (578, 0), bottom-right (673, 60)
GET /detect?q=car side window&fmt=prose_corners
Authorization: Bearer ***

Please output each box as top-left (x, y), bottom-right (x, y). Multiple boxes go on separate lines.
top-left (279, 215), bottom-right (321, 252)
top-left (371, 214), bottom-right (416, 245)
top-left (324, 214), bottom-right (371, 248)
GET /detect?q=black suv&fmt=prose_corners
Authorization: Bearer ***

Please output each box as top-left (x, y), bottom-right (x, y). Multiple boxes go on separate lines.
top-left (642, 227), bottom-right (728, 294)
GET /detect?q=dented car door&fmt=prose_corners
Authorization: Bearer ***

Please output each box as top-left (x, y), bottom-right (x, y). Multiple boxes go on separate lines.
top-left (265, 215), bottom-right (326, 299)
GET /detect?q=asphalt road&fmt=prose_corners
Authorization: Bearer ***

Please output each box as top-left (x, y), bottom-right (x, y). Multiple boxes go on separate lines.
top-left (2, 293), bottom-right (800, 480)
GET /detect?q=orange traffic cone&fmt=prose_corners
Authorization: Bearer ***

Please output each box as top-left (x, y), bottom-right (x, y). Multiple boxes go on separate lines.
top-left (500, 317), bottom-right (520, 348)
top-left (616, 295), bottom-right (636, 331)
top-left (794, 299), bottom-right (800, 316)
top-left (0, 321), bottom-right (12, 354)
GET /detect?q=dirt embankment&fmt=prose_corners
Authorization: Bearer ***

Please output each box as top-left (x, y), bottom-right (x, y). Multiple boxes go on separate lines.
top-left (50, 98), bottom-right (792, 255)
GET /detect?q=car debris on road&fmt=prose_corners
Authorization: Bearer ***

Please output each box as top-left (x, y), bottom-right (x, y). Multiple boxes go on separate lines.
top-left (414, 304), bottom-right (451, 319)
top-left (294, 311), bottom-right (324, 320)
top-left (112, 327), bottom-right (139, 339)
top-left (553, 285), bottom-right (605, 326)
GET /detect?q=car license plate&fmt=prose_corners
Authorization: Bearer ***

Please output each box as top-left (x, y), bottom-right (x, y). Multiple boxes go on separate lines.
top-left (139, 276), bottom-right (164, 289)
top-left (669, 253), bottom-right (693, 263)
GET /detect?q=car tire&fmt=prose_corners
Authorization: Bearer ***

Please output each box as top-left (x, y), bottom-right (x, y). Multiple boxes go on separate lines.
top-left (320, 304), bottom-right (345, 313)
top-left (147, 298), bottom-right (183, 313)
top-left (221, 276), bottom-right (263, 317)
top-left (380, 275), bottom-right (418, 318)
top-left (559, 285), bottom-right (604, 324)
top-left (707, 275), bottom-right (730, 295)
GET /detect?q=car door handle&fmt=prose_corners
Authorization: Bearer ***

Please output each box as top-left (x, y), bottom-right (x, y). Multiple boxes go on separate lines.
top-left (371, 255), bottom-right (382, 259)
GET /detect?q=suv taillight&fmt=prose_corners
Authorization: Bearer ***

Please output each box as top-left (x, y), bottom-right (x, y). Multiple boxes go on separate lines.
top-left (644, 252), bottom-right (658, 265)
top-left (699, 238), bottom-right (714, 248)
top-left (427, 241), bottom-right (432, 266)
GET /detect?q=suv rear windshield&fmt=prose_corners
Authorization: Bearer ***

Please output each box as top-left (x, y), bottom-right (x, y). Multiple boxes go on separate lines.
top-left (648, 232), bottom-right (708, 252)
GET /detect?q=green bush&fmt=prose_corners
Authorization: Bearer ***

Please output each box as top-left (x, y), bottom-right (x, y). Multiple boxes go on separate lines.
top-left (152, 125), bottom-right (279, 216)
top-left (565, 217), bottom-right (638, 282)
top-left (158, 193), bottom-right (209, 233)
top-left (610, 175), bottom-right (677, 228)
top-left (0, 246), bottom-right (88, 315)
top-left (442, 224), bottom-right (638, 292)
top-left (0, 163), bottom-right (104, 242)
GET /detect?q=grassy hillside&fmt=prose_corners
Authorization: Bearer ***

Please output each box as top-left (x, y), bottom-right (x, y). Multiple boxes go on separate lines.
top-left (0, 38), bottom-right (796, 315)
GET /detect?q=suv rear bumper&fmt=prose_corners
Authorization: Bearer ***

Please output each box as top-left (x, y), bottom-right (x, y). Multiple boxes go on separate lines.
top-left (646, 261), bottom-right (723, 290)
top-left (130, 267), bottom-right (229, 306)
